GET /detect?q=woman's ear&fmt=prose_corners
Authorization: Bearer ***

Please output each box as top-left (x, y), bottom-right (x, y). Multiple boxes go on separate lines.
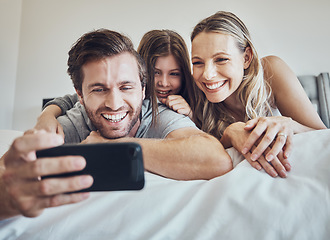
top-left (243, 46), bottom-right (253, 70)
top-left (75, 90), bottom-right (84, 104)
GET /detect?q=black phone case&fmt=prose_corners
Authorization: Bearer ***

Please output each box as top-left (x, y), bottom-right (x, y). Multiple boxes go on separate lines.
top-left (36, 142), bottom-right (144, 192)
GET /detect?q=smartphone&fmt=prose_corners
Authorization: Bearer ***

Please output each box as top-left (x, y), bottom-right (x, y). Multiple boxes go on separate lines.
top-left (36, 142), bottom-right (144, 192)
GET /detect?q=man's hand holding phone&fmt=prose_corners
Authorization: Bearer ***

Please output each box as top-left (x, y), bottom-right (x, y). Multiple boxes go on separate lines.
top-left (2, 130), bottom-right (92, 218)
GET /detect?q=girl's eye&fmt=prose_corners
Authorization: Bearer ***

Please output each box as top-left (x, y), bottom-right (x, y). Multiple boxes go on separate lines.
top-left (192, 61), bottom-right (203, 66)
top-left (170, 72), bottom-right (181, 77)
top-left (154, 71), bottom-right (160, 75)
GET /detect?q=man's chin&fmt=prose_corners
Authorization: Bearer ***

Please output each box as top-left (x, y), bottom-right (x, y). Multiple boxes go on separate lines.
top-left (99, 129), bottom-right (128, 139)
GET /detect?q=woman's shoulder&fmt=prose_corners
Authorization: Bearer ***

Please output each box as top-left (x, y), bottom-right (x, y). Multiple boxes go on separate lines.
top-left (261, 55), bottom-right (286, 70)
top-left (261, 55), bottom-right (294, 83)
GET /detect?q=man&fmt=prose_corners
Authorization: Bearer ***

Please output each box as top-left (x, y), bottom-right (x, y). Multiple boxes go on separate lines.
top-left (0, 29), bottom-right (232, 220)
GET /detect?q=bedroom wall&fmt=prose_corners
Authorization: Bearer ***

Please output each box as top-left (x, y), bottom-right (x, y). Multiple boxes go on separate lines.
top-left (0, 0), bottom-right (22, 130)
top-left (1, 0), bottom-right (330, 131)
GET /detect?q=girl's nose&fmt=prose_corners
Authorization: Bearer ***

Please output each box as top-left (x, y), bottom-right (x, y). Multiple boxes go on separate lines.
top-left (157, 75), bottom-right (170, 87)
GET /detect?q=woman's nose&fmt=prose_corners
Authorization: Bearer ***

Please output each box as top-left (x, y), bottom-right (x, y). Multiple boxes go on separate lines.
top-left (203, 62), bottom-right (217, 80)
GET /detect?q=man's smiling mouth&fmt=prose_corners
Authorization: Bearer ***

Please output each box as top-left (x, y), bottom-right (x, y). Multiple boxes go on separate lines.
top-left (102, 112), bottom-right (128, 123)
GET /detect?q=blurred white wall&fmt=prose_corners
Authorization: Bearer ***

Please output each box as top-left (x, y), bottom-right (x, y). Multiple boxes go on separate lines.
top-left (1, 0), bottom-right (330, 130)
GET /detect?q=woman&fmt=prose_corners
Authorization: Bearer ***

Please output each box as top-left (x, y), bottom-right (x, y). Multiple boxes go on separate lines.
top-left (35, 29), bottom-right (194, 133)
top-left (189, 11), bottom-right (327, 177)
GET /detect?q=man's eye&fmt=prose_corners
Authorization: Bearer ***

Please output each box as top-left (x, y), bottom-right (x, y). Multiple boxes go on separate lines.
top-left (92, 88), bottom-right (104, 92)
top-left (121, 86), bottom-right (133, 91)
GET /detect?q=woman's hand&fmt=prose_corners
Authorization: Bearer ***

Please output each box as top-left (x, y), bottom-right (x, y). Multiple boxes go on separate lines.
top-left (161, 95), bottom-right (192, 119)
top-left (242, 116), bottom-right (294, 162)
top-left (34, 105), bottom-right (64, 137)
top-left (221, 122), bottom-right (290, 178)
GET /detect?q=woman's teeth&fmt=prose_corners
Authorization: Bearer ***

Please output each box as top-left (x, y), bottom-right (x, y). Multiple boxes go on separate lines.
top-left (205, 81), bottom-right (225, 90)
top-left (102, 112), bottom-right (127, 122)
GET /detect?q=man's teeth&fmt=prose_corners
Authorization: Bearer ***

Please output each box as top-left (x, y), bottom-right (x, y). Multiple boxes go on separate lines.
top-left (102, 113), bottom-right (127, 122)
top-left (205, 81), bottom-right (225, 90)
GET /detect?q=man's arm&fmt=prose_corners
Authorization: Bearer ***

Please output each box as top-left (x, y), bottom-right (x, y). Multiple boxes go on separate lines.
top-left (84, 128), bottom-right (233, 180)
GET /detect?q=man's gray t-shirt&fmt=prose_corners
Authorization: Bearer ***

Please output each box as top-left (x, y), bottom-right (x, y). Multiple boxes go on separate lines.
top-left (57, 99), bottom-right (197, 143)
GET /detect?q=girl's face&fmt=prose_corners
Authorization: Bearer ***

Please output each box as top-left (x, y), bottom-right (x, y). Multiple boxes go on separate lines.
top-left (154, 54), bottom-right (182, 101)
top-left (191, 31), bottom-right (251, 103)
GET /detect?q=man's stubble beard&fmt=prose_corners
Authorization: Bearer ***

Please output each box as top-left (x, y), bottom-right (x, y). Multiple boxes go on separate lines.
top-left (82, 100), bottom-right (142, 139)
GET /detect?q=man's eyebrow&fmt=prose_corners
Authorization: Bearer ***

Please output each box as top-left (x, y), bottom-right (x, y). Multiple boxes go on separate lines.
top-left (87, 83), bottom-right (105, 88)
top-left (120, 80), bottom-right (137, 85)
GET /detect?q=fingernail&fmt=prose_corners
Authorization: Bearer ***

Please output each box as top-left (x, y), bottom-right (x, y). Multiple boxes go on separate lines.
top-left (285, 163), bottom-right (291, 171)
top-left (266, 154), bottom-right (274, 162)
top-left (280, 170), bottom-right (287, 178)
top-left (271, 170), bottom-right (278, 177)
top-left (255, 165), bottom-right (262, 171)
top-left (251, 154), bottom-right (258, 161)
top-left (242, 148), bottom-right (248, 154)
top-left (74, 157), bottom-right (86, 169)
top-left (81, 175), bottom-right (93, 187)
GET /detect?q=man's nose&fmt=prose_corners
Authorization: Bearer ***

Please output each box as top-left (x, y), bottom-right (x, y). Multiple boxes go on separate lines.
top-left (104, 90), bottom-right (124, 110)
top-left (203, 62), bottom-right (217, 80)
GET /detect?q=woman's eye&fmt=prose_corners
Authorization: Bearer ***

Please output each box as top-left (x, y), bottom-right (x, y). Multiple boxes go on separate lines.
top-left (215, 58), bottom-right (229, 63)
top-left (154, 71), bottom-right (160, 75)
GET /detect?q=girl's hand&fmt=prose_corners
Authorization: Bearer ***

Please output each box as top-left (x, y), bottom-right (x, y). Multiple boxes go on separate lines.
top-left (82, 131), bottom-right (108, 144)
top-left (242, 116), bottom-right (294, 162)
top-left (160, 95), bottom-right (192, 119)
top-left (34, 105), bottom-right (64, 138)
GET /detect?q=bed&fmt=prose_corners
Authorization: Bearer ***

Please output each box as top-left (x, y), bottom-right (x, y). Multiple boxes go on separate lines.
top-left (0, 129), bottom-right (329, 240)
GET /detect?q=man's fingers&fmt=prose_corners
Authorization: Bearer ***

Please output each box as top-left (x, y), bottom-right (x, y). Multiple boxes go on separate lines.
top-left (30, 175), bottom-right (93, 196)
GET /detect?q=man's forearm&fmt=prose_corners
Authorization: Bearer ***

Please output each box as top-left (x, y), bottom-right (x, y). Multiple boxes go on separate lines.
top-left (117, 128), bottom-right (233, 180)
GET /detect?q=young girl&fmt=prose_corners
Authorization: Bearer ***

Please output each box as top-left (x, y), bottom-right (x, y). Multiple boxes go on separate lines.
top-left (35, 29), bottom-right (194, 133)
top-left (189, 11), bottom-right (327, 177)
top-left (137, 29), bottom-right (194, 120)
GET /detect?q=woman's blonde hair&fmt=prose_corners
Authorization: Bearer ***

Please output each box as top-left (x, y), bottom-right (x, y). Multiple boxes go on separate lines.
top-left (190, 11), bottom-right (273, 139)
top-left (137, 29), bottom-right (194, 122)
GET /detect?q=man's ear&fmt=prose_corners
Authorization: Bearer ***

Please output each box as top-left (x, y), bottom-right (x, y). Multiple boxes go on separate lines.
top-left (76, 89), bottom-right (84, 104)
top-left (142, 86), bottom-right (146, 100)
top-left (243, 46), bottom-right (253, 70)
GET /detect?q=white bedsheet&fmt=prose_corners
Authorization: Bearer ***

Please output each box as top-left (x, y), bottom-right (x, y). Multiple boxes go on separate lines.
top-left (0, 129), bottom-right (329, 240)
